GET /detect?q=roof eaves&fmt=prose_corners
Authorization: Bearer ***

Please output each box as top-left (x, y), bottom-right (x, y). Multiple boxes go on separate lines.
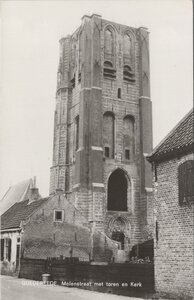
top-left (148, 143), bottom-right (193, 163)
top-left (148, 109), bottom-right (193, 161)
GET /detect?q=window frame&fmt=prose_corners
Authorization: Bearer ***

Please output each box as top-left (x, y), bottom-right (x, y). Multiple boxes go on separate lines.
top-left (53, 209), bottom-right (64, 222)
top-left (125, 149), bottom-right (130, 160)
top-left (104, 146), bottom-right (110, 158)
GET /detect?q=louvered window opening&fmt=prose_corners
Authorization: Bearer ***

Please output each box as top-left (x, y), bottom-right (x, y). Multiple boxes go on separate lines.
top-left (103, 61), bottom-right (116, 79)
top-left (123, 65), bottom-right (135, 83)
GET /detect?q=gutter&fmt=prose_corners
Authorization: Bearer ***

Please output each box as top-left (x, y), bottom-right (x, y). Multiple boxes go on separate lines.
top-left (0, 227), bottom-right (21, 233)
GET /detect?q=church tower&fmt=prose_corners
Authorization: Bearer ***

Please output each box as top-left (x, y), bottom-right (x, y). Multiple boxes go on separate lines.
top-left (50, 14), bottom-right (153, 252)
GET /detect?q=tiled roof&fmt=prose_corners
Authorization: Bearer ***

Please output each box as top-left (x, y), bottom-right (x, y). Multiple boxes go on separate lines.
top-left (0, 179), bottom-right (33, 215)
top-left (1, 198), bottom-right (49, 231)
top-left (148, 109), bottom-right (193, 162)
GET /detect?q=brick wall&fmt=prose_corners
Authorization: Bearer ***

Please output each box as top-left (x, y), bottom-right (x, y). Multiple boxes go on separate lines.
top-left (22, 193), bottom-right (118, 262)
top-left (153, 153), bottom-right (194, 299)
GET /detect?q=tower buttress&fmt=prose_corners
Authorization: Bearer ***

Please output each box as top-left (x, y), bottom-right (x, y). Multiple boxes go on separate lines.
top-left (50, 37), bottom-right (71, 195)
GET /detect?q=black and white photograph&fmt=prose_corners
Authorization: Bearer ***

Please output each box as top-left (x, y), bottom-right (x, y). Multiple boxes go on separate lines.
top-left (0, 1), bottom-right (193, 300)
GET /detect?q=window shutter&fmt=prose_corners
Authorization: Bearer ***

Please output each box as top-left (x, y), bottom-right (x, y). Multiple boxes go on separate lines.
top-left (1, 239), bottom-right (4, 261)
top-left (8, 239), bottom-right (12, 262)
top-left (186, 160), bottom-right (194, 197)
top-left (178, 160), bottom-right (194, 205)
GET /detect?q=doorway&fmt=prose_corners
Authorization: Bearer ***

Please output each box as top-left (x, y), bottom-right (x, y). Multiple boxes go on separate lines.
top-left (112, 232), bottom-right (125, 250)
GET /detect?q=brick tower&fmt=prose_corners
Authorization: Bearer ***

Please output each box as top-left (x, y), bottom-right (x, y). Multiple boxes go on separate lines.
top-left (50, 14), bottom-right (153, 253)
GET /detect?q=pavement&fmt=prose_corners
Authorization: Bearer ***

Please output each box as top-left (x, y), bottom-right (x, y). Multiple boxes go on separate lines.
top-left (0, 275), bottom-right (150, 300)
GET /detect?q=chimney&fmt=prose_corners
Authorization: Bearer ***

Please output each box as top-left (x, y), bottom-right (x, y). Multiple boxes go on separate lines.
top-left (28, 187), bottom-right (39, 203)
top-left (28, 176), bottom-right (40, 203)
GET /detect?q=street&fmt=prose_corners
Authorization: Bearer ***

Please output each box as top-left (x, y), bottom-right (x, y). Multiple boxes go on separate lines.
top-left (1, 276), bottom-right (146, 300)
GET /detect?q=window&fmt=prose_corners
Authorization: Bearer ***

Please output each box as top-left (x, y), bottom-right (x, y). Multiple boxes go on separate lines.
top-left (124, 34), bottom-right (132, 58)
top-left (103, 61), bottom-right (116, 79)
top-left (123, 115), bottom-right (135, 161)
top-left (104, 26), bottom-right (116, 78)
top-left (105, 28), bottom-right (114, 55)
top-left (117, 88), bottom-right (121, 99)
top-left (123, 33), bottom-right (135, 73)
top-left (1, 239), bottom-right (4, 261)
top-left (125, 149), bottom-right (130, 160)
top-left (54, 210), bottom-right (64, 222)
top-left (156, 221), bottom-right (159, 242)
top-left (75, 116), bottom-right (79, 151)
top-left (178, 160), bottom-right (194, 205)
top-left (103, 112), bottom-right (115, 159)
top-left (5, 238), bottom-right (11, 261)
top-left (105, 147), bottom-right (110, 158)
top-left (123, 65), bottom-right (135, 83)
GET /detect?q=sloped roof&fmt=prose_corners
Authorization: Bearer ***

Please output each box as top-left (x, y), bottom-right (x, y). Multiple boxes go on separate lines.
top-left (1, 198), bottom-right (49, 231)
top-left (0, 179), bottom-right (34, 215)
top-left (148, 109), bottom-right (193, 162)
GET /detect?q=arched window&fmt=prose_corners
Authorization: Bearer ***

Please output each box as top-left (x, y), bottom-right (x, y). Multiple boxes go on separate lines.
top-left (103, 112), bottom-right (115, 159)
top-left (123, 65), bottom-right (135, 83)
top-left (123, 33), bottom-right (135, 82)
top-left (104, 61), bottom-right (113, 68)
top-left (178, 160), bottom-right (194, 205)
top-left (123, 115), bottom-right (135, 161)
top-left (124, 34), bottom-right (132, 58)
top-left (103, 61), bottom-right (116, 79)
top-left (107, 169), bottom-right (128, 211)
top-left (105, 28), bottom-right (114, 55)
top-left (104, 26), bottom-right (115, 67)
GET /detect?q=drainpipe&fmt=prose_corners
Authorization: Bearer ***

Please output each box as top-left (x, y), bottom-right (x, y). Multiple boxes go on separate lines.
top-left (18, 223), bottom-right (24, 275)
top-left (89, 221), bottom-right (94, 261)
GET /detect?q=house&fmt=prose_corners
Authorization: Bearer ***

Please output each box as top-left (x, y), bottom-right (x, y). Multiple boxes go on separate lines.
top-left (1, 186), bottom-right (44, 274)
top-left (147, 109), bottom-right (194, 300)
top-left (1, 187), bottom-right (119, 275)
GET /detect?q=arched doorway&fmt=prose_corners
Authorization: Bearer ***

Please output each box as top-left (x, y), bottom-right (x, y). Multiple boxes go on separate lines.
top-left (112, 232), bottom-right (125, 250)
top-left (107, 169), bottom-right (128, 211)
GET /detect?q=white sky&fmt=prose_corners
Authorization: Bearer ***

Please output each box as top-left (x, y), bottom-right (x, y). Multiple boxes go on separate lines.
top-left (0, 0), bottom-right (193, 199)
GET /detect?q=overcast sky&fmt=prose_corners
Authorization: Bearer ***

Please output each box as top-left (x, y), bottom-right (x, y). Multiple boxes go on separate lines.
top-left (0, 0), bottom-right (193, 199)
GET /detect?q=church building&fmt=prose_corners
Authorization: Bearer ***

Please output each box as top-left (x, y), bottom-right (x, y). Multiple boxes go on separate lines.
top-left (49, 14), bottom-right (153, 255)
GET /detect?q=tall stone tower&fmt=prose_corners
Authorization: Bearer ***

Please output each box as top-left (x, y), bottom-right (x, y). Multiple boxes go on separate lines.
top-left (50, 14), bottom-right (153, 252)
